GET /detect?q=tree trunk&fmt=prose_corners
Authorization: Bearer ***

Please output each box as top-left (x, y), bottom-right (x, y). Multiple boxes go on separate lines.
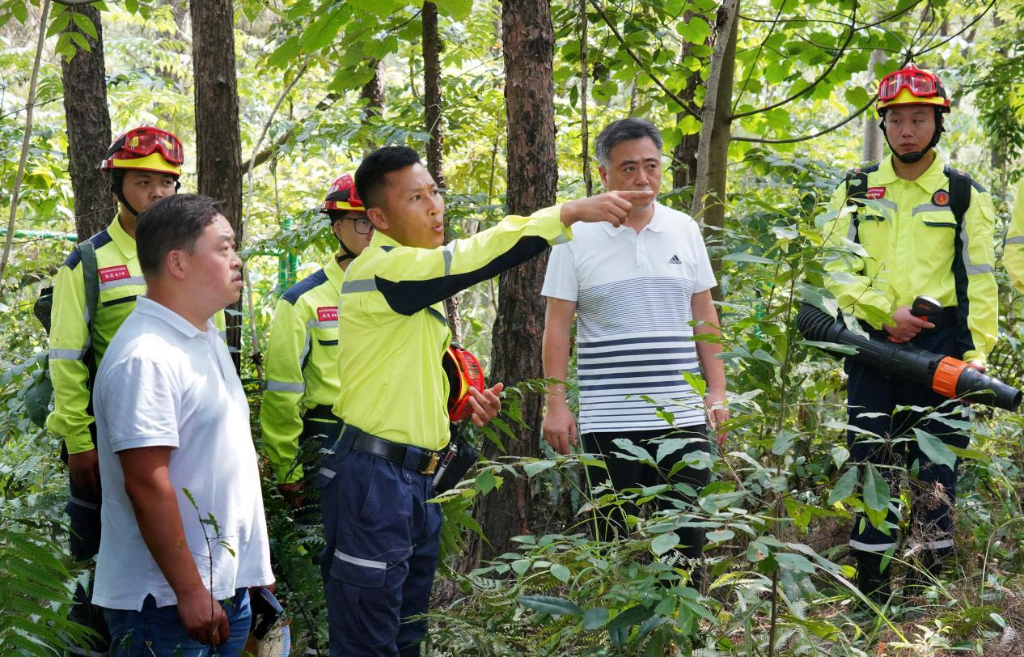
top-left (190, 0), bottom-right (244, 368)
top-left (60, 3), bottom-right (113, 240)
top-left (690, 0), bottom-right (739, 299)
top-left (422, 2), bottom-right (462, 341)
top-left (861, 50), bottom-right (885, 164)
top-left (472, 0), bottom-right (558, 566)
top-left (672, 20), bottom-right (706, 196)
top-left (361, 59), bottom-right (385, 119)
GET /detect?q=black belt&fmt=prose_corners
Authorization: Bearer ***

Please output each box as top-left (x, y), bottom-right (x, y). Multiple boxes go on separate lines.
top-left (346, 425), bottom-right (443, 476)
top-left (919, 307), bottom-right (958, 329)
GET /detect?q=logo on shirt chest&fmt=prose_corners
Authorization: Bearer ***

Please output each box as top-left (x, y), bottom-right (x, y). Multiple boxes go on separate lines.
top-left (317, 306), bottom-right (338, 322)
top-left (866, 187), bottom-right (887, 200)
top-left (668, 255), bottom-right (682, 265)
top-left (98, 265), bottom-right (130, 283)
top-left (932, 189), bottom-right (950, 206)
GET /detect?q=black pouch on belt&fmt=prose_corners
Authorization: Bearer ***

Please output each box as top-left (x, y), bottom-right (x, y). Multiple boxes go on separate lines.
top-left (432, 432), bottom-right (479, 494)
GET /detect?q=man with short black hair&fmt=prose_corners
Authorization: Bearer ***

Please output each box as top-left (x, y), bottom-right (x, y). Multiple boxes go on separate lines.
top-left (93, 194), bottom-right (274, 656)
top-left (320, 145), bottom-right (652, 655)
top-left (542, 118), bottom-right (727, 588)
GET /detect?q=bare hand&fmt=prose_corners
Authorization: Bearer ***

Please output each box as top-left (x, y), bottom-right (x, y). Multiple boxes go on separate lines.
top-left (68, 449), bottom-right (100, 495)
top-left (705, 392), bottom-right (729, 449)
top-left (966, 359), bottom-right (986, 373)
top-left (542, 402), bottom-right (578, 456)
top-left (468, 383), bottom-right (504, 427)
top-left (277, 482), bottom-right (305, 510)
top-left (176, 586), bottom-right (229, 646)
top-left (883, 305), bottom-right (934, 343)
top-left (560, 191), bottom-right (655, 228)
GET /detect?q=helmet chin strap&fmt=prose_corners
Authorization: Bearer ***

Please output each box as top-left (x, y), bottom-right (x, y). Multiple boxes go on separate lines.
top-left (335, 234), bottom-right (359, 263)
top-left (880, 108), bottom-right (944, 164)
top-left (112, 173), bottom-right (180, 219)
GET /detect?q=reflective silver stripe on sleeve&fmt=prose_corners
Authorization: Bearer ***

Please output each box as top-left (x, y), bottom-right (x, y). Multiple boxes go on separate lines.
top-left (98, 276), bottom-right (145, 292)
top-left (443, 242), bottom-right (455, 277)
top-left (317, 467), bottom-right (336, 481)
top-left (299, 321), bottom-right (313, 367)
top-left (1005, 236), bottom-right (1024, 245)
top-left (912, 203), bottom-right (952, 215)
top-left (922, 539), bottom-right (954, 550)
top-left (308, 320), bottom-right (338, 330)
top-left (846, 221), bottom-right (858, 242)
top-left (960, 215), bottom-right (994, 274)
top-left (874, 198), bottom-right (897, 211)
top-left (69, 496), bottom-right (99, 510)
top-left (334, 549), bottom-right (387, 569)
top-left (265, 380), bottom-right (305, 393)
top-left (50, 348), bottom-right (88, 360)
top-left (341, 279), bottom-right (377, 294)
top-left (848, 540), bottom-right (897, 552)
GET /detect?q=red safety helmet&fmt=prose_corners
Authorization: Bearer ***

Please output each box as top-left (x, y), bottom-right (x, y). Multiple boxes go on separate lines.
top-left (320, 174), bottom-right (365, 213)
top-left (443, 344), bottom-right (485, 423)
top-left (876, 64), bottom-right (951, 114)
top-left (100, 126), bottom-right (184, 176)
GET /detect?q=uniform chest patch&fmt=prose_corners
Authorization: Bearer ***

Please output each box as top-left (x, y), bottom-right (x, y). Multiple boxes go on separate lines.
top-left (866, 187), bottom-right (886, 200)
top-left (317, 306), bottom-right (338, 322)
top-left (932, 190), bottom-right (950, 206)
top-left (98, 265), bottom-right (130, 283)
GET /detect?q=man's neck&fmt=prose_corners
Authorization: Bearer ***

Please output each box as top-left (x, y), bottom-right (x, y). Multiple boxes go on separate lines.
top-left (146, 286), bottom-right (211, 332)
top-left (891, 150), bottom-right (935, 182)
top-left (118, 208), bottom-right (138, 239)
top-left (623, 203), bottom-right (656, 233)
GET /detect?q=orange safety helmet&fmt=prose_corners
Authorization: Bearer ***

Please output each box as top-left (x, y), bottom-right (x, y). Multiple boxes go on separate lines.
top-left (443, 344), bottom-right (486, 423)
top-left (320, 173), bottom-right (365, 213)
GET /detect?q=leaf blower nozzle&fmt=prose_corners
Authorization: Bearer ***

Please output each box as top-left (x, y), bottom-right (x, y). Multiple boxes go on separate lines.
top-left (797, 303), bottom-right (1021, 412)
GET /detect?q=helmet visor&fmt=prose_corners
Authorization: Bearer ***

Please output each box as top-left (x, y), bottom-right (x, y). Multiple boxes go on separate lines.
top-left (878, 69), bottom-right (938, 102)
top-left (108, 127), bottom-right (185, 166)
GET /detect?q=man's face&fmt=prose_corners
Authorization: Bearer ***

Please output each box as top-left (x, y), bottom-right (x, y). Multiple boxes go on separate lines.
top-left (368, 163), bottom-right (445, 249)
top-left (332, 212), bottom-right (374, 256)
top-left (120, 169), bottom-right (177, 217)
top-left (884, 106), bottom-right (936, 156)
top-left (182, 214), bottom-right (243, 309)
top-left (599, 137), bottom-right (662, 208)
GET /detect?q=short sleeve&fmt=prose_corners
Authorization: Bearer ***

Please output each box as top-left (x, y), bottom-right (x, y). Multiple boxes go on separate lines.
top-left (688, 223), bottom-right (717, 293)
top-left (97, 352), bottom-right (181, 452)
top-left (541, 242), bottom-right (579, 302)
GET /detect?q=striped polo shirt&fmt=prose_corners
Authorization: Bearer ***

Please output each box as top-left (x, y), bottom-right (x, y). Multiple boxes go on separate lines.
top-left (542, 202), bottom-right (717, 433)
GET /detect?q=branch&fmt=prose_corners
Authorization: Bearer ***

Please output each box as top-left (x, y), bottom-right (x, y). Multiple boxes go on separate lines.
top-left (731, 95), bottom-right (874, 144)
top-left (240, 91), bottom-right (339, 171)
top-left (1, 0), bottom-right (51, 288)
top-left (909, 0), bottom-right (996, 59)
top-left (53, 0), bottom-right (101, 5)
top-left (732, 0), bottom-right (787, 114)
top-left (732, 1), bottom-right (857, 120)
top-left (588, 0), bottom-right (702, 120)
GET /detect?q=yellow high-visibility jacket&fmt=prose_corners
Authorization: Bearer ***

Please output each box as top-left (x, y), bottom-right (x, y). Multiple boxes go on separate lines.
top-left (47, 215), bottom-right (226, 454)
top-left (820, 152), bottom-right (998, 364)
top-left (334, 206), bottom-right (568, 451)
top-left (260, 257), bottom-right (345, 483)
top-left (1001, 178), bottom-right (1024, 295)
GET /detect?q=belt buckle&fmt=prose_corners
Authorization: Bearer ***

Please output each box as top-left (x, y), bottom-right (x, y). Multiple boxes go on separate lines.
top-left (421, 451), bottom-right (440, 476)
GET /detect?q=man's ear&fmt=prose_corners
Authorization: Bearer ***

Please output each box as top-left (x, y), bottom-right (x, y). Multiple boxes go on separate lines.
top-left (330, 219), bottom-right (345, 242)
top-left (367, 207), bottom-right (389, 232)
top-left (165, 249), bottom-right (188, 281)
top-left (598, 165), bottom-right (609, 188)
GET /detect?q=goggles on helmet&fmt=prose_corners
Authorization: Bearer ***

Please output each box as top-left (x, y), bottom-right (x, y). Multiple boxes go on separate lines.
top-left (443, 344), bottom-right (486, 423)
top-left (105, 126), bottom-right (184, 166)
top-left (877, 65), bottom-right (946, 103)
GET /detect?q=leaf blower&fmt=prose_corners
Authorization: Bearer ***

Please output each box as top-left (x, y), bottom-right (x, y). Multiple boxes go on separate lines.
top-left (796, 300), bottom-right (1021, 411)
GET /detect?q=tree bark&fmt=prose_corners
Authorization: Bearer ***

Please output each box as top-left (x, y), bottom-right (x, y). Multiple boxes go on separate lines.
top-left (689, 0), bottom-right (739, 299)
top-left (861, 50), bottom-right (885, 164)
top-left (672, 18), bottom-right (706, 195)
top-left (190, 0), bottom-right (244, 368)
top-left (60, 2), bottom-right (113, 240)
top-left (472, 0), bottom-right (558, 566)
top-left (422, 2), bottom-right (462, 341)
top-left (361, 59), bottom-right (385, 119)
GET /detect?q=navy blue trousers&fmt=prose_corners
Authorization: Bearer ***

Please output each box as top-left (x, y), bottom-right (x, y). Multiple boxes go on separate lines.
top-left (316, 426), bottom-right (442, 657)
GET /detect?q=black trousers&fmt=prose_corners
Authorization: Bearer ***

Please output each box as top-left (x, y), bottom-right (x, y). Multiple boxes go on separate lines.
top-left (582, 425), bottom-right (711, 561)
top-left (844, 323), bottom-right (968, 574)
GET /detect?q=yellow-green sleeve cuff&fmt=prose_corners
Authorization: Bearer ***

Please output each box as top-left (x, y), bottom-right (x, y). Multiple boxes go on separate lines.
top-left (532, 204), bottom-right (571, 243)
top-left (962, 350), bottom-right (986, 367)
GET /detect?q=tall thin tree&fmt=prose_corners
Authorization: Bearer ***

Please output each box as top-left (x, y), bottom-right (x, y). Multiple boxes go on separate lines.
top-left (190, 0), bottom-right (244, 366)
top-left (473, 0), bottom-right (559, 564)
top-left (60, 2), bottom-right (113, 240)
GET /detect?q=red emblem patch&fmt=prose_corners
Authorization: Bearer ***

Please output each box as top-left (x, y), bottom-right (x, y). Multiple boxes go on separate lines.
top-left (98, 265), bottom-right (130, 283)
top-left (866, 187), bottom-right (886, 200)
top-left (932, 190), bottom-right (950, 206)
top-left (317, 306), bottom-right (338, 322)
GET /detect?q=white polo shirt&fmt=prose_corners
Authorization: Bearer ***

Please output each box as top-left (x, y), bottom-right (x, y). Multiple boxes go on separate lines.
top-left (92, 296), bottom-right (273, 610)
top-left (542, 202), bottom-right (717, 433)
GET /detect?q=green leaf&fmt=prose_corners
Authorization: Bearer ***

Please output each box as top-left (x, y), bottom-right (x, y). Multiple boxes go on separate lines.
top-left (828, 465), bottom-right (859, 505)
top-left (682, 371), bottom-right (707, 396)
top-left (913, 428), bottom-right (957, 471)
top-left (523, 459), bottom-right (556, 478)
top-left (46, 11), bottom-right (71, 37)
top-left (845, 86), bottom-right (871, 108)
top-left (431, 0), bottom-right (473, 20)
top-left (71, 11), bottom-right (97, 39)
top-left (549, 564), bottom-right (571, 583)
top-left (511, 559), bottom-right (530, 576)
top-left (583, 606), bottom-right (609, 630)
top-left (125, 0), bottom-right (139, 14)
top-left (12, 2), bottom-right (27, 24)
top-left (861, 463), bottom-right (889, 512)
top-left (676, 17), bottom-right (711, 44)
top-left (707, 529), bottom-right (734, 543)
top-left (771, 430), bottom-right (796, 455)
top-left (519, 595), bottom-right (583, 616)
top-left (651, 531), bottom-right (678, 555)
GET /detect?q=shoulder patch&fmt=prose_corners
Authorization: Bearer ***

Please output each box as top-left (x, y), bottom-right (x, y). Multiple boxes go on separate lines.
top-left (281, 269), bottom-right (328, 305)
top-left (60, 229), bottom-right (112, 270)
top-left (932, 190), bottom-right (950, 206)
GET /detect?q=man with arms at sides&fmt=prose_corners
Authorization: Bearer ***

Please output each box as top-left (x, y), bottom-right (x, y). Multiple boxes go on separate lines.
top-left (262, 173), bottom-right (374, 525)
top-left (541, 118), bottom-right (728, 590)
top-left (320, 145), bottom-right (652, 655)
top-left (92, 194), bottom-right (274, 656)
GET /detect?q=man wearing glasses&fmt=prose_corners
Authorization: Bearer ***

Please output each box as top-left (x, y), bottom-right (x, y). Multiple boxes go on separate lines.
top-left (261, 174), bottom-right (374, 532)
